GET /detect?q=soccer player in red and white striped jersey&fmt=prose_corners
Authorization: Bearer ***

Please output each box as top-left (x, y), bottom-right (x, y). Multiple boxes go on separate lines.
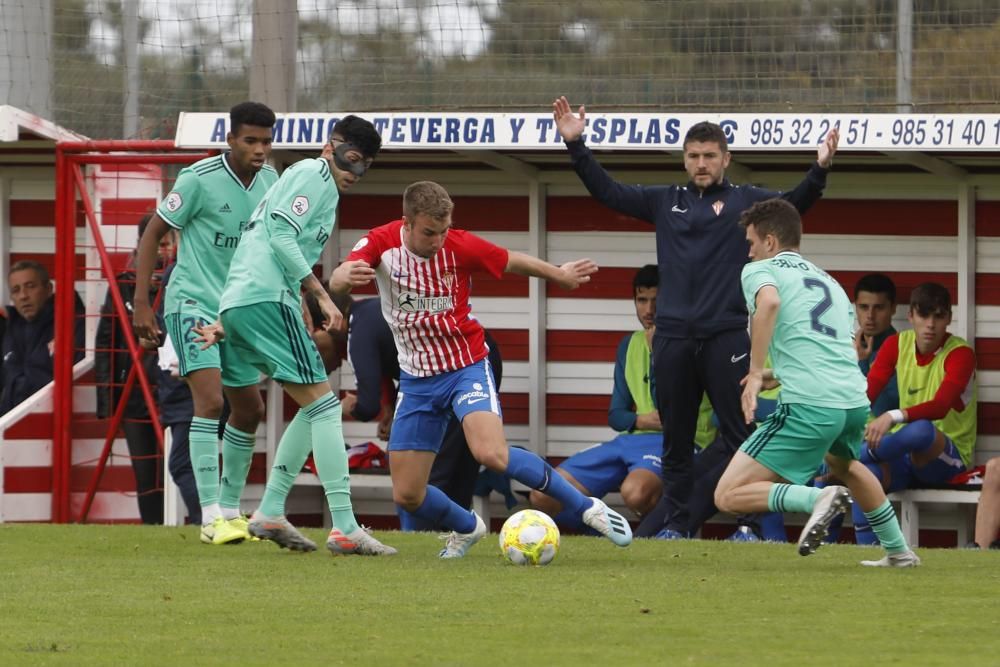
top-left (331, 180), bottom-right (634, 557)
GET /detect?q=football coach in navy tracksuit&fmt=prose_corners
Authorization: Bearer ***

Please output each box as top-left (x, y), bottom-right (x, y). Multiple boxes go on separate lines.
top-left (552, 97), bottom-right (840, 538)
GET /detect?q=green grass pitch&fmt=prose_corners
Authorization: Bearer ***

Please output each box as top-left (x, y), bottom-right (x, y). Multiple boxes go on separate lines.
top-left (1, 524), bottom-right (998, 666)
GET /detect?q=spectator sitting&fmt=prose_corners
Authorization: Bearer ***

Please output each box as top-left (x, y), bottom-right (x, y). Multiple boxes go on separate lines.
top-left (1, 260), bottom-right (84, 415)
top-left (973, 457), bottom-right (1000, 549)
top-left (530, 265), bottom-right (670, 527)
top-left (851, 282), bottom-right (977, 545)
top-left (94, 215), bottom-right (174, 524)
top-left (853, 273), bottom-right (900, 416)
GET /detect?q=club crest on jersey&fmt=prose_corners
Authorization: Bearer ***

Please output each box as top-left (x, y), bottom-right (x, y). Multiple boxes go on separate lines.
top-left (291, 195), bottom-right (309, 216)
top-left (397, 291), bottom-right (454, 314)
top-left (165, 191), bottom-right (183, 212)
top-left (441, 270), bottom-right (455, 290)
top-left (712, 200), bottom-right (725, 216)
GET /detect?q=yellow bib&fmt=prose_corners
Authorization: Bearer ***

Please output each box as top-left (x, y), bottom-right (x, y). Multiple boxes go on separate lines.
top-left (896, 330), bottom-right (976, 465)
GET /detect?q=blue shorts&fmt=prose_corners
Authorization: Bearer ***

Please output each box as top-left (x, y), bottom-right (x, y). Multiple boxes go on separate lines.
top-left (876, 434), bottom-right (967, 492)
top-left (558, 433), bottom-right (662, 498)
top-left (389, 358), bottom-right (502, 453)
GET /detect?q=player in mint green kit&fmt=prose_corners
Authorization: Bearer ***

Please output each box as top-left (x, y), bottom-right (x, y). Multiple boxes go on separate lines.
top-left (204, 115), bottom-right (395, 556)
top-left (713, 198), bottom-right (919, 567)
top-left (133, 102), bottom-right (277, 546)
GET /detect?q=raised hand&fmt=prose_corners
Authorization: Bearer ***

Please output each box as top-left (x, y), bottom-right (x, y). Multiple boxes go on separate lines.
top-left (552, 96), bottom-right (587, 143)
top-left (818, 127), bottom-right (840, 168)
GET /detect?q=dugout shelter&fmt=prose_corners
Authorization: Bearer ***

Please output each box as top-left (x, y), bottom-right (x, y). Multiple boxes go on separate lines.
top-left (1, 107), bottom-right (998, 545)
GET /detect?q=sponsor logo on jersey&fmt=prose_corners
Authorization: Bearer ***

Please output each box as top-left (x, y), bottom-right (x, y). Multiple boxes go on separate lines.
top-left (218, 203), bottom-right (232, 213)
top-left (291, 195), bottom-right (309, 216)
top-left (397, 292), bottom-right (454, 313)
top-left (165, 191), bottom-right (183, 212)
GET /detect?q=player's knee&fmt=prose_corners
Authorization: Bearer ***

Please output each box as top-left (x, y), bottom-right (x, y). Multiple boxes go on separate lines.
top-left (474, 447), bottom-right (507, 473)
top-left (714, 485), bottom-right (735, 514)
top-left (393, 488), bottom-right (423, 512)
top-left (243, 399), bottom-right (266, 425)
top-left (906, 419), bottom-right (937, 447)
top-left (620, 476), bottom-right (661, 515)
top-left (193, 395), bottom-right (224, 419)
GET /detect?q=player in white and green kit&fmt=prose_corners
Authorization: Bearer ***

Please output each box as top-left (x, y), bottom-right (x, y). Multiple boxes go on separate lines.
top-left (133, 102), bottom-right (277, 545)
top-left (203, 115), bottom-right (395, 556)
top-left (713, 198), bottom-right (919, 567)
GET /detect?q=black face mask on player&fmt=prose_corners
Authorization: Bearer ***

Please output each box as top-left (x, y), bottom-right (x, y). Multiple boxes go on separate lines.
top-left (332, 141), bottom-right (371, 178)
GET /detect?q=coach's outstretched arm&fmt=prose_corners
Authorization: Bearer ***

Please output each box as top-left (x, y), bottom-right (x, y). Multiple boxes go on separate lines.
top-left (552, 96), bottom-right (656, 222)
top-left (773, 127), bottom-right (840, 214)
top-left (505, 250), bottom-right (598, 290)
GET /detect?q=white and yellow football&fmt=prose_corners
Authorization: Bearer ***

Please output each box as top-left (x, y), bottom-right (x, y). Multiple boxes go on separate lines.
top-left (498, 509), bottom-right (560, 566)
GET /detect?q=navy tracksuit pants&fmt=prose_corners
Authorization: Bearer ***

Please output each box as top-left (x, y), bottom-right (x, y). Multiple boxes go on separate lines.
top-left (635, 328), bottom-right (752, 536)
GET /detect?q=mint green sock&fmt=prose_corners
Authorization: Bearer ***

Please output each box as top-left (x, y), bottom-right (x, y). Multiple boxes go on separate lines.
top-left (190, 416), bottom-right (221, 508)
top-left (258, 410), bottom-right (313, 517)
top-left (767, 483), bottom-right (822, 513)
top-left (219, 424), bottom-right (256, 513)
top-left (305, 393), bottom-right (359, 534)
top-left (864, 499), bottom-right (909, 554)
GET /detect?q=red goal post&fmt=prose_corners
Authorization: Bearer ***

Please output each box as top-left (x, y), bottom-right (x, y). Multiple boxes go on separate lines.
top-left (50, 141), bottom-right (214, 523)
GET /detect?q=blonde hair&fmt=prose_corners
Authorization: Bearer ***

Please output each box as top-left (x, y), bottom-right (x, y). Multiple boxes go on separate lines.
top-left (403, 181), bottom-right (454, 221)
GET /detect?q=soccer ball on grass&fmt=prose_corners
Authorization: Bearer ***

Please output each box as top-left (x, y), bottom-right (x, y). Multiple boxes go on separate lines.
top-left (499, 509), bottom-right (560, 566)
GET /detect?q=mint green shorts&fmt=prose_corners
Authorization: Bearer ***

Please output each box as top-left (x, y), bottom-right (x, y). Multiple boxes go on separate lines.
top-left (164, 308), bottom-right (227, 378)
top-left (740, 403), bottom-right (868, 484)
top-left (219, 302), bottom-right (327, 387)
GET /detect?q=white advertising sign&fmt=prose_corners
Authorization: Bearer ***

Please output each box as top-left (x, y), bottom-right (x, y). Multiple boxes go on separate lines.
top-left (175, 112), bottom-right (1000, 152)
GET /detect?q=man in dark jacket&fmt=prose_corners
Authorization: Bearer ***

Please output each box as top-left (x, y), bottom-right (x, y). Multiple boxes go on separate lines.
top-left (1, 261), bottom-right (85, 415)
top-left (553, 98), bottom-right (840, 538)
top-left (94, 215), bottom-right (175, 524)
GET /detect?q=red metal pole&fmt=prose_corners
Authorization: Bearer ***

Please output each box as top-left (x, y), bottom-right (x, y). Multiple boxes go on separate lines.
top-left (78, 363), bottom-right (141, 522)
top-left (52, 146), bottom-right (75, 523)
top-left (53, 140), bottom-right (207, 522)
top-left (51, 145), bottom-right (64, 523)
top-left (57, 140), bottom-right (181, 153)
top-left (69, 153), bottom-right (215, 165)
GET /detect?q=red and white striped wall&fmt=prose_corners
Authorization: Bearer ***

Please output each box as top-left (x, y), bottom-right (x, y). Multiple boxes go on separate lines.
top-left (4, 139), bottom-right (1000, 522)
